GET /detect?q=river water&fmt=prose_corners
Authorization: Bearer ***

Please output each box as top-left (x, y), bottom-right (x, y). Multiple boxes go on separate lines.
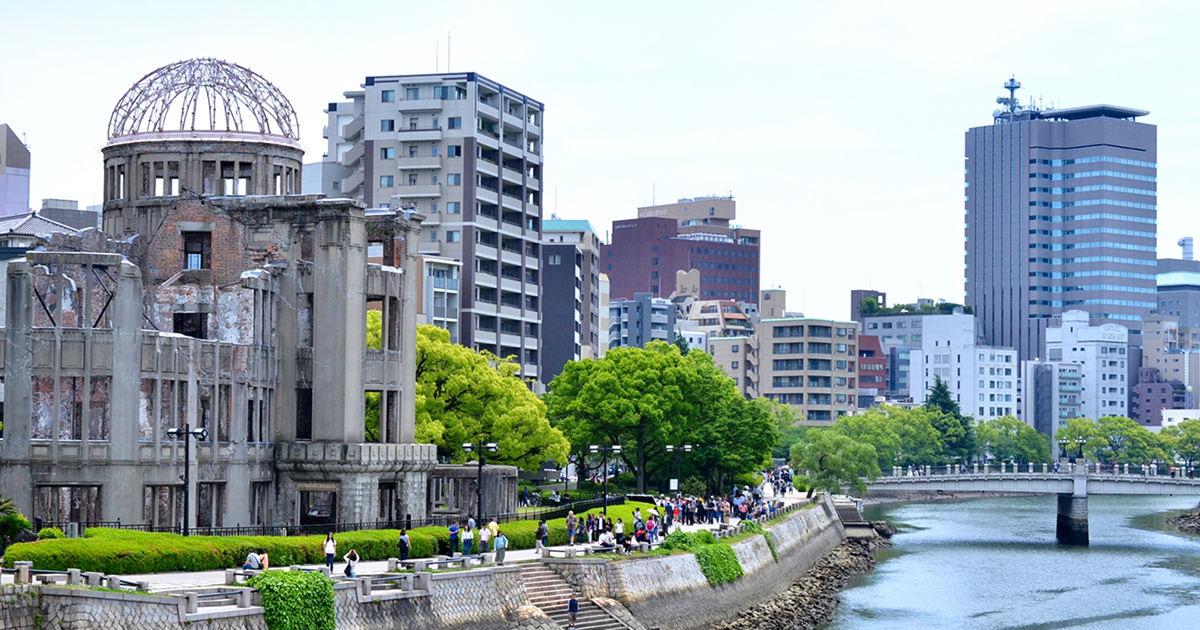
top-left (818, 495), bottom-right (1200, 629)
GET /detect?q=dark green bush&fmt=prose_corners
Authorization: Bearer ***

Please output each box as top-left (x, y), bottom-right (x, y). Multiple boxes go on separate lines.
top-left (661, 530), bottom-right (693, 551)
top-left (0, 512), bottom-right (31, 543)
top-left (689, 529), bottom-right (716, 546)
top-left (694, 543), bottom-right (743, 585)
top-left (248, 570), bottom-right (334, 630)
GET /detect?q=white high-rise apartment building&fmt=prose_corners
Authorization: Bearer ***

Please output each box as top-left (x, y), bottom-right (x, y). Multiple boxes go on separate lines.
top-left (323, 73), bottom-right (544, 379)
top-left (909, 313), bottom-right (1018, 420)
top-left (1045, 310), bottom-right (1129, 420)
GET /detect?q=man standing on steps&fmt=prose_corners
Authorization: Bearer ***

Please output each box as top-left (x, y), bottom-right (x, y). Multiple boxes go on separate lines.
top-left (567, 592), bottom-right (579, 629)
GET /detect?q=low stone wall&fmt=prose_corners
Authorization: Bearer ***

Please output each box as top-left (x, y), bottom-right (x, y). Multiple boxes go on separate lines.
top-left (38, 587), bottom-right (265, 630)
top-left (547, 496), bottom-right (845, 630)
top-left (0, 586), bottom-right (38, 630)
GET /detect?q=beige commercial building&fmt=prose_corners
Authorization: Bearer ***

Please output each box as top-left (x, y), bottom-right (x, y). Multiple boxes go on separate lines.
top-left (709, 336), bottom-right (757, 399)
top-left (758, 318), bottom-right (859, 423)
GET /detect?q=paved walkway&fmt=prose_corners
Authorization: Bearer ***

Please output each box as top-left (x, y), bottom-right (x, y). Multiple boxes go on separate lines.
top-left (3, 483), bottom-right (803, 590)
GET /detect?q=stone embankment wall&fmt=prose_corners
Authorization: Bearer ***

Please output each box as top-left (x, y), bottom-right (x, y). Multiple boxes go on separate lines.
top-left (0, 496), bottom-right (845, 630)
top-left (549, 495), bottom-right (846, 630)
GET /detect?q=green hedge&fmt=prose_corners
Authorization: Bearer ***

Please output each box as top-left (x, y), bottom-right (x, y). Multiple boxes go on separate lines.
top-left (694, 543), bottom-right (743, 585)
top-left (248, 570), bottom-right (334, 630)
top-left (37, 527), bottom-right (65, 540)
top-left (3, 503), bottom-right (657, 574)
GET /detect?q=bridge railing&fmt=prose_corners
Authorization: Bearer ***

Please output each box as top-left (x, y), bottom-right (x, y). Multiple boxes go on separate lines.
top-left (878, 462), bottom-right (1200, 479)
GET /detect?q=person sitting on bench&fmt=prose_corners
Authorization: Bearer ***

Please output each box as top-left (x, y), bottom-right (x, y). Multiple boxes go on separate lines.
top-left (597, 530), bottom-right (616, 551)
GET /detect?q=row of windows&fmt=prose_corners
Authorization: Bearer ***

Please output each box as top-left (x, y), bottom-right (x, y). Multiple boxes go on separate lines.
top-left (1028, 213), bottom-right (1155, 224)
top-left (701, 290), bottom-right (755, 299)
top-left (692, 247), bottom-right (757, 259)
top-left (1029, 298), bottom-right (1157, 308)
top-left (1029, 184), bottom-right (1155, 197)
top-left (1029, 227), bottom-right (1155, 239)
top-left (697, 261), bottom-right (756, 272)
top-left (1029, 256), bottom-right (1155, 266)
top-left (980, 406), bottom-right (1014, 417)
top-left (380, 117), bottom-right (464, 132)
top-left (1030, 198), bottom-right (1156, 211)
top-left (1030, 156), bottom-right (1156, 168)
top-left (981, 393), bottom-right (1014, 402)
top-left (380, 86), bottom-right (468, 102)
top-left (1029, 242), bottom-right (1155, 252)
top-left (380, 145), bottom-right (464, 160)
top-left (1029, 284), bottom-right (1156, 294)
top-left (1030, 270), bottom-right (1155, 280)
top-left (426, 230), bottom-right (462, 243)
top-left (1031, 170), bottom-right (1156, 182)
top-left (702, 275), bottom-right (756, 286)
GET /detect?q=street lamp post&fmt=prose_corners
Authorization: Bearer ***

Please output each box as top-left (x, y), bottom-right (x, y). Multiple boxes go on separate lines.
top-left (462, 441), bottom-right (499, 532)
top-left (165, 425), bottom-right (209, 536)
top-left (1074, 436), bottom-right (1086, 462)
top-left (665, 444), bottom-right (692, 495)
top-left (589, 444), bottom-right (622, 519)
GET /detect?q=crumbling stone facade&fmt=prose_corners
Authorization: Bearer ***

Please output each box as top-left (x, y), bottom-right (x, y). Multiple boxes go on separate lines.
top-left (0, 59), bottom-right (436, 532)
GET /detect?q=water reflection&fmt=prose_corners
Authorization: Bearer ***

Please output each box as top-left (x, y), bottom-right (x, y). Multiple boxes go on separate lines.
top-left (818, 495), bottom-right (1200, 629)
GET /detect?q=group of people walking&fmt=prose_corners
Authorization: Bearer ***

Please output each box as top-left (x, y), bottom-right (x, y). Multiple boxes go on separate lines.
top-left (446, 517), bottom-right (510, 564)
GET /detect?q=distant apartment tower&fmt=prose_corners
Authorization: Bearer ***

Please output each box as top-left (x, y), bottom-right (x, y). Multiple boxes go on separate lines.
top-left (965, 78), bottom-right (1156, 363)
top-left (543, 219), bottom-right (602, 360)
top-left (759, 318), bottom-right (859, 424)
top-left (1045, 310), bottom-right (1129, 419)
top-left (541, 241), bottom-right (582, 384)
top-left (323, 73), bottom-right (545, 379)
top-left (0, 124), bottom-right (30, 217)
top-left (857, 334), bottom-right (888, 408)
top-left (602, 196), bottom-right (761, 304)
top-left (909, 313), bottom-right (1018, 420)
top-left (416, 255), bottom-right (462, 343)
top-left (1020, 360), bottom-right (1083, 453)
top-left (609, 293), bottom-right (675, 350)
top-left (599, 273), bottom-right (611, 357)
top-left (709, 336), bottom-right (757, 399)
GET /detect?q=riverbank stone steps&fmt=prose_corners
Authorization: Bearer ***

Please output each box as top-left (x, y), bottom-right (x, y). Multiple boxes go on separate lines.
top-left (519, 564), bottom-right (630, 630)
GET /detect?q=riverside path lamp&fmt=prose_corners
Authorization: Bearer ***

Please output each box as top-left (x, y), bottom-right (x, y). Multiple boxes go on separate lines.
top-left (166, 425), bottom-right (209, 536)
top-left (1058, 438), bottom-right (1068, 462)
top-left (463, 441), bottom-right (499, 532)
top-left (1074, 436), bottom-right (1086, 462)
top-left (665, 444), bottom-right (692, 495)
top-left (589, 444), bottom-right (622, 519)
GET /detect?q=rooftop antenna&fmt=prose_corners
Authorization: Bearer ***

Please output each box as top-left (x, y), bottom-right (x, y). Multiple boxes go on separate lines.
top-left (1004, 75), bottom-right (1020, 123)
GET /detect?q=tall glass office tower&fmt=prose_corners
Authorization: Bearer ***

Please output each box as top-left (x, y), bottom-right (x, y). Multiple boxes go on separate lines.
top-left (964, 78), bottom-right (1156, 362)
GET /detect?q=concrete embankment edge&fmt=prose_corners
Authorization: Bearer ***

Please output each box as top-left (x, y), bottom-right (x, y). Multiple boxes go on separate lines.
top-left (547, 496), bottom-right (847, 630)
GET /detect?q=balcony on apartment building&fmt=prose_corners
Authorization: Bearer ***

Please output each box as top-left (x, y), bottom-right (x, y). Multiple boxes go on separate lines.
top-left (395, 183), bottom-right (442, 197)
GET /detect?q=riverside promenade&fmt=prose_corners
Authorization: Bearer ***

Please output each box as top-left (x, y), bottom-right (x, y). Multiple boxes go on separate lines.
top-left (2, 483), bottom-right (806, 589)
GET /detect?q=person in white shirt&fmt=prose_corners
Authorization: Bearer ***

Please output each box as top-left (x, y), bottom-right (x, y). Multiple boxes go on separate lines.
top-left (323, 533), bottom-right (337, 573)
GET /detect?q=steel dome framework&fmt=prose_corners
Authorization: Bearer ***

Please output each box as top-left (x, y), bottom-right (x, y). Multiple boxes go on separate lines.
top-left (107, 58), bottom-right (299, 142)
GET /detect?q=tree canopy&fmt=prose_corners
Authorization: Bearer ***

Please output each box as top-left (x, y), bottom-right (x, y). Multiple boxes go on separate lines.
top-left (831, 405), bottom-right (946, 469)
top-left (976, 415), bottom-right (1051, 464)
top-left (413, 325), bottom-right (569, 471)
top-left (546, 342), bottom-right (776, 493)
top-left (790, 429), bottom-right (879, 496)
top-left (1053, 416), bottom-right (1168, 465)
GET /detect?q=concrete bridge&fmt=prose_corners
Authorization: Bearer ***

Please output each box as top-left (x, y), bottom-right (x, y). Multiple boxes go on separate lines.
top-left (865, 462), bottom-right (1200, 545)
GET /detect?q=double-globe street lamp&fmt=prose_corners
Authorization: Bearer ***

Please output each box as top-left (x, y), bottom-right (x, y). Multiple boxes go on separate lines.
top-left (665, 444), bottom-right (692, 495)
top-left (166, 425), bottom-right (209, 537)
top-left (1057, 436), bottom-right (1086, 463)
top-left (462, 442), bottom-right (499, 532)
top-left (589, 443), bottom-right (622, 519)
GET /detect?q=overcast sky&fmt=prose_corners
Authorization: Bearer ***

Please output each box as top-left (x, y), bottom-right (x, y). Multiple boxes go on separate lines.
top-left (3, 1), bottom-right (1199, 320)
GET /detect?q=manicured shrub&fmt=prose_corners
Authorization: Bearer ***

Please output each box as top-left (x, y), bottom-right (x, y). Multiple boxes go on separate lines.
top-left (694, 542), bottom-right (743, 585)
top-left (37, 527), bottom-right (65, 540)
top-left (248, 570), bottom-right (334, 630)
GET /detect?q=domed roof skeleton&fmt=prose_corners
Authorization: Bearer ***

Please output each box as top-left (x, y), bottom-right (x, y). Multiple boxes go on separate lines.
top-left (107, 58), bottom-right (299, 142)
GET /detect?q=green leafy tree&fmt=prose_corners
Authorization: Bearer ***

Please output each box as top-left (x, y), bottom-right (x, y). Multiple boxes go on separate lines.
top-left (1054, 417), bottom-right (1106, 460)
top-left (923, 376), bottom-right (976, 462)
top-left (1092, 416), bottom-right (1168, 464)
top-left (830, 407), bottom-right (903, 470)
top-left (977, 415), bottom-right (1051, 464)
top-left (673, 333), bottom-right (691, 356)
top-left (547, 342), bottom-right (775, 493)
top-left (763, 399), bottom-right (807, 459)
top-left (790, 429), bottom-right (880, 496)
top-left (1165, 419), bottom-right (1200, 466)
top-left (414, 325), bottom-right (569, 470)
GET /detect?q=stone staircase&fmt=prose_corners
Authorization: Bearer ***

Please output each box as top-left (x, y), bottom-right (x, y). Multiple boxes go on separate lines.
top-left (519, 564), bottom-right (629, 630)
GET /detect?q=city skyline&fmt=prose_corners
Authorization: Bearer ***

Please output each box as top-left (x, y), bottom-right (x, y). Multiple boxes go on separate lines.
top-left (4, 1), bottom-right (1200, 320)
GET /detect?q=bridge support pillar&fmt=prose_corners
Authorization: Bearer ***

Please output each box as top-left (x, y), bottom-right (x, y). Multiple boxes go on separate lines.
top-left (1056, 494), bottom-right (1088, 545)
